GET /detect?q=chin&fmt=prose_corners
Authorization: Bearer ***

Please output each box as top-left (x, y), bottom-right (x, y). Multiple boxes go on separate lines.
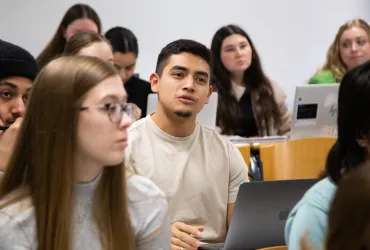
top-left (174, 109), bottom-right (193, 118)
top-left (102, 154), bottom-right (125, 167)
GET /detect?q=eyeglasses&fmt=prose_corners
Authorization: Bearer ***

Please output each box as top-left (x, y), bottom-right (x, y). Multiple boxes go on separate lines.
top-left (79, 103), bottom-right (136, 123)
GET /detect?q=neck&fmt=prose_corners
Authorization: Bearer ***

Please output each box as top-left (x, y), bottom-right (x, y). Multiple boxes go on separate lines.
top-left (231, 72), bottom-right (244, 86)
top-left (75, 154), bottom-right (103, 184)
top-left (151, 105), bottom-right (196, 137)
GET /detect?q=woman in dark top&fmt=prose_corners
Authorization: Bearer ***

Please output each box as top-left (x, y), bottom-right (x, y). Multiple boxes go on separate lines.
top-left (210, 24), bottom-right (291, 137)
top-left (105, 27), bottom-right (152, 118)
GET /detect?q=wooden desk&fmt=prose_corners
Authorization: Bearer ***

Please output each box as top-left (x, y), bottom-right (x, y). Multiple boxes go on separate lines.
top-left (259, 137), bottom-right (336, 180)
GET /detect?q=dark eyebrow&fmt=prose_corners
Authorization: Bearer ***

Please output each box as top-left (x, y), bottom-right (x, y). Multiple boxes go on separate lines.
top-left (224, 45), bottom-right (234, 49)
top-left (0, 81), bottom-right (18, 89)
top-left (171, 66), bottom-right (189, 72)
top-left (196, 71), bottom-right (209, 78)
top-left (171, 66), bottom-right (209, 78)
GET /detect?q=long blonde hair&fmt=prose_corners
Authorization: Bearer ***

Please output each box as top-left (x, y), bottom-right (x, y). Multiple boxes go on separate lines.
top-left (0, 56), bottom-right (134, 250)
top-left (319, 18), bottom-right (370, 82)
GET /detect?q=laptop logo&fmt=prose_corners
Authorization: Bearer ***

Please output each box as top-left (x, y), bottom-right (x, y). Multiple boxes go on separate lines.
top-left (278, 208), bottom-right (290, 220)
top-left (329, 105), bottom-right (338, 117)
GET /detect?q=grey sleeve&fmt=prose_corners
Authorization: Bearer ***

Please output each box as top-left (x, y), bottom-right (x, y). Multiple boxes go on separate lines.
top-left (127, 175), bottom-right (170, 250)
top-left (133, 195), bottom-right (171, 250)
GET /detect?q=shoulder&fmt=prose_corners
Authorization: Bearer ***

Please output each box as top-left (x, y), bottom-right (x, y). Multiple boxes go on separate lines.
top-left (197, 124), bottom-right (235, 151)
top-left (285, 178), bottom-right (336, 246)
top-left (269, 80), bottom-right (287, 104)
top-left (300, 178), bottom-right (337, 210)
top-left (128, 116), bottom-right (149, 138)
top-left (126, 175), bottom-right (166, 204)
top-left (308, 70), bottom-right (336, 84)
top-left (289, 178), bottom-right (336, 217)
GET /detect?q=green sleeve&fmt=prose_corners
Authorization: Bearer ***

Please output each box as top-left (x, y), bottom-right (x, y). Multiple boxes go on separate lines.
top-left (308, 70), bottom-right (337, 84)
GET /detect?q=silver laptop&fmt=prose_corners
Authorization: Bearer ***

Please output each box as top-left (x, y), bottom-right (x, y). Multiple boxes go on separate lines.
top-left (199, 179), bottom-right (316, 250)
top-left (146, 92), bottom-right (218, 129)
top-left (291, 84), bottom-right (339, 139)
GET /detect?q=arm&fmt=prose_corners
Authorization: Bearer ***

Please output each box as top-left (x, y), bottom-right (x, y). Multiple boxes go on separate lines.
top-left (270, 81), bottom-right (291, 136)
top-left (227, 203), bottom-right (234, 227)
top-left (277, 100), bottom-right (291, 136)
top-left (285, 204), bottom-right (327, 250)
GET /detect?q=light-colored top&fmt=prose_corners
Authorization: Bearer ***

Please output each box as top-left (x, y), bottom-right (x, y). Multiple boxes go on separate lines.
top-left (125, 115), bottom-right (249, 243)
top-left (231, 81), bottom-right (246, 101)
top-left (308, 70), bottom-right (337, 84)
top-left (0, 173), bottom-right (170, 250)
top-left (285, 177), bottom-right (337, 249)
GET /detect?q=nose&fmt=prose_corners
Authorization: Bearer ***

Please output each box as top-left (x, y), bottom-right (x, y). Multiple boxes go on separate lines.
top-left (11, 98), bottom-right (26, 118)
top-left (119, 113), bottom-right (133, 129)
top-left (182, 76), bottom-right (195, 92)
top-left (236, 48), bottom-right (243, 57)
top-left (351, 42), bottom-right (359, 52)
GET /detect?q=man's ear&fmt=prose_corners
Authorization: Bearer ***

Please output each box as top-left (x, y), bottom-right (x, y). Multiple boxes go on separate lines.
top-left (205, 85), bottom-right (213, 104)
top-left (150, 73), bottom-right (160, 93)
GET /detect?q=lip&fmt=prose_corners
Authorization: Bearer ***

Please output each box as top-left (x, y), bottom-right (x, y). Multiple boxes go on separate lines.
top-left (178, 95), bottom-right (196, 104)
top-left (350, 55), bottom-right (363, 60)
top-left (117, 138), bottom-right (128, 147)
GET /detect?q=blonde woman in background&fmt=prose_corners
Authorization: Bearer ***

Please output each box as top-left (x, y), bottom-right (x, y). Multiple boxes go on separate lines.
top-left (0, 56), bottom-right (169, 250)
top-left (309, 18), bottom-right (370, 84)
top-left (37, 3), bottom-right (101, 68)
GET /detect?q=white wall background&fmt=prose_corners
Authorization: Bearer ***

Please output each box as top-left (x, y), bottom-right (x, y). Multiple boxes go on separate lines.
top-left (1, 0), bottom-right (369, 107)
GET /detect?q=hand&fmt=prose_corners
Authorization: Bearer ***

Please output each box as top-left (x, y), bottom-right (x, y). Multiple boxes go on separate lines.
top-left (0, 118), bottom-right (23, 171)
top-left (170, 222), bottom-right (204, 250)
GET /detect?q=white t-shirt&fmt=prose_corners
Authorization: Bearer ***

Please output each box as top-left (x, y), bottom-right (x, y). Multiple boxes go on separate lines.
top-left (125, 115), bottom-right (249, 243)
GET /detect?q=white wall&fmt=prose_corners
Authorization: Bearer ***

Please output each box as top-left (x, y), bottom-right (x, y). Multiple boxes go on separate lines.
top-left (1, 0), bottom-right (369, 107)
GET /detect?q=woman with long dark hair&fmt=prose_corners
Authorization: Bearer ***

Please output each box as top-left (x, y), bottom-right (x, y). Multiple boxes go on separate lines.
top-left (211, 24), bottom-right (291, 136)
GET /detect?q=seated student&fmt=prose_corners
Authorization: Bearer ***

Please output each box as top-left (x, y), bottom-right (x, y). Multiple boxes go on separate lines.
top-left (0, 56), bottom-right (170, 249)
top-left (37, 3), bottom-right (101, 68)
top-left (300, 162), bottom-right (370, 250)
top-left (105, 27), bottom-right (152, 118)
top-left (309, 18), bottom-right (370, 84)
top-left (0, 39), bottom-right (39, 171)
top-left (210, 24), bottom-right (291, 137)
top-left (64, 32), bottom-right (140, 120)
top-left (285, 60), bottom-right (370, 249)
top-left (125, 39), bottom-right (249, 249)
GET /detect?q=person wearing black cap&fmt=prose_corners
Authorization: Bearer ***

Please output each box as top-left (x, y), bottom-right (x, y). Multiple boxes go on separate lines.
top-left (0, 39), bottom-right (39, 171)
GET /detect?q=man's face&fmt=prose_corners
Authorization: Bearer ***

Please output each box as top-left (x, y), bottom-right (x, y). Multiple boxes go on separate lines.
top-left (0, 77), bottom-right (32, 126)
top-left (150, 52), bottom-right (212, 119)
